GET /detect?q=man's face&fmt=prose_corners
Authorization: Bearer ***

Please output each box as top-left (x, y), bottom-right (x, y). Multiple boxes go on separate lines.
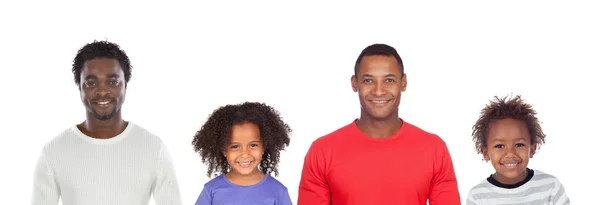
top-left (352, 55), bottom-right (406, 121)
top-left (79, 58), bottom-right (126, 121)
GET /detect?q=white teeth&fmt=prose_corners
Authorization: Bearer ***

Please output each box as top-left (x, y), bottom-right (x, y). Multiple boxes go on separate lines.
top-left (97, 101), bottom-right (110, 105)
top-left (372, 100), bottom-right (388, 103)
top-left (504, 163), bottom-right (518, 166)
top-left (239, 162), bottom-right (251, 165)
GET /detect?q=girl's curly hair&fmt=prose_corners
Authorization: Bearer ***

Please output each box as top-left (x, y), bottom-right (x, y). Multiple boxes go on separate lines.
top-left (192, 102), bottom-right (292, 178)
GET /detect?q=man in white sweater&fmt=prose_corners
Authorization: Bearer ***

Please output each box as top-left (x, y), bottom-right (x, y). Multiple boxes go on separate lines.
top-left (31, 40), bottom-right (182, 205)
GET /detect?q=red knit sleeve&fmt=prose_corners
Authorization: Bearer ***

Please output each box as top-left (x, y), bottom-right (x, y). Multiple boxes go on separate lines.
top-left (298, 140), bottom-right (331, 205)
top-left (428, 137), bottom-right (461, 205)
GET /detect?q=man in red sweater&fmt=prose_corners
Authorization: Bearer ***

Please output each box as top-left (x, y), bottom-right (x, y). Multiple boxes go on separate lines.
top-left (298, 44), bottom-right (461, 205)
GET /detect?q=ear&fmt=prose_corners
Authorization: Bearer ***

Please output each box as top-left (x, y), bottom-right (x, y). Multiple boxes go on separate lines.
top-left (401, 73), bottom-right (407, 92)
top-left (351, 75), bottom-right (358, 92)
top-left (529, 144), bottom-right (537, 158)
top-left (482, 147), bottom-right (490, 162)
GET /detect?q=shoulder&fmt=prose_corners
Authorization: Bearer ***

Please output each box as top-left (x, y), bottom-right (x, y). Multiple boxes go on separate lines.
top-left (467, 179), bottom-right (495, 201)
top-left (403, 122), bottom-right (446, 144)
top-left (41, 126), bottom-right (79, 155)
top-left (127, 123), bottom-right (169, 150)
top-left (128, 123), bottom-right (164, 143)
top-left (531, 169), bottom-right (564, 186)
top-left (264, 175), bottom-right (288, 191)
top-left (310, 121), bottom-right (355, 148)
top-left (203, 174), bottom-right (228, 190)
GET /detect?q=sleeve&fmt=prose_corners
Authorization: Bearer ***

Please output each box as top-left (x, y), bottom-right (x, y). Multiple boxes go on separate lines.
top-left (194, 184), bottom-right (213, 205)
top-left (31, 149), bottom-right (60, 205)
top-left (277, 186), bottom-right (294, 205)
top-left (428, 138), bottom-right (461, 205)
top-left (465, 189), bottom-right (480, 205)
top-left (152, 144), bottom-right (183, 205)
top-left (550, 179), bottom-right (570, 205)
top-left (297, 140), bottom-right (330, 205)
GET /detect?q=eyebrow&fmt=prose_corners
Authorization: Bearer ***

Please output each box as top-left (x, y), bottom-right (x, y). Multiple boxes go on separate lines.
top-left (84, 75), bottom-right (97, 80)
top-left (361, 74), bottom-right (398, 78)
top-left (107, 74), bottom-right (120, 79)
top-left (229, 140), bottom-right (261, 144)
top-left (84, 74), bottom-right (120, 81)
top-left (490, 137), bottom-right (528, 143)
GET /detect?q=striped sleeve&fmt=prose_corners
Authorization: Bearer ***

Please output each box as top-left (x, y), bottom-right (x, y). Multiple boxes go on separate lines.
top-left (550, 179), bottom-right (570, 205)
top-left (465, 190), bottom-right (479, 205)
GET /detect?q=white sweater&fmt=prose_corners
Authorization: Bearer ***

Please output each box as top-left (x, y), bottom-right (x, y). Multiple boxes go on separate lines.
top-left (31, 122), bottom-right (182, 205)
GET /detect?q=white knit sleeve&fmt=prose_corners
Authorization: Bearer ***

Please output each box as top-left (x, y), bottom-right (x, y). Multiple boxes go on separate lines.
top-left (152, 144), bottom-right (182, 205)
top-left (31, 150), bottom-right (60, 205)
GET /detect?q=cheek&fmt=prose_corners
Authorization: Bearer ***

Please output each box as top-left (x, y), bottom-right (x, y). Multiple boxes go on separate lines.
top-left (252, 148), bottom-right (264, 158)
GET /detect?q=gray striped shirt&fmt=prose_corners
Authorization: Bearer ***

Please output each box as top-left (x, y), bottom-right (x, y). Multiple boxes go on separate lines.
top-left (466, 170), bottom-right (569, 205)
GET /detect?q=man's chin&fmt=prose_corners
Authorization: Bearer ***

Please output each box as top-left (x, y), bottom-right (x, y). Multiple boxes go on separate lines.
top-left (89, 110), bottom-right (117, 121)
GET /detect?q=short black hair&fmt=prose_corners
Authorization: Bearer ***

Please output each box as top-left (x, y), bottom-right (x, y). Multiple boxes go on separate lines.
top-left (472, 95), bottom-right (546, 154)
top-left (192, 102), bottom-right (292, 178)
top-left (354, 43), bottom-right (404, 75)
top-left (72, 40), bottom-right (132, 85)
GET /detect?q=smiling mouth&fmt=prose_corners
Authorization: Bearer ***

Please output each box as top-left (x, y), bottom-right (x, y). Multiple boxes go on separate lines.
top-left (501, 162), bottom-right (521, 168)
top-left (238, 161), bottom-right (254, 168)
top-left (94, 100), bottom-right (112, 105)
top-left (369, 100), bottom-right (391, 103)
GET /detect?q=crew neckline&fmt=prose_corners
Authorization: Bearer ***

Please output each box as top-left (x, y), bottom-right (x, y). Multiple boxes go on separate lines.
top-left (350, 118), bottom-right (407, 142)
top-left (72, 122), bottom-right (133, 144)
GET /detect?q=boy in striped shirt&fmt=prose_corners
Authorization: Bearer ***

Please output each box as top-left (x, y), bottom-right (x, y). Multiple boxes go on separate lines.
top-left (466, 95), bottom-right (570, 205)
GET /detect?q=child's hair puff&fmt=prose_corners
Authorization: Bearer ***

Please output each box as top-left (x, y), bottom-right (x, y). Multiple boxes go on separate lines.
top-left (192, 102), bottom-right (292, 177)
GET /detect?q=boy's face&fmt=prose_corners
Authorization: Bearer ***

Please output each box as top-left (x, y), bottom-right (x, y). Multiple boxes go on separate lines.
top-left (224, 123), bottom-right (264, 177)
top-left (483, 118), bottom-right (536, 184)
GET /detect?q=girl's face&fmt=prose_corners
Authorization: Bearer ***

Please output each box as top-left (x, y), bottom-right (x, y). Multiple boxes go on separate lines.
top-left (223, 122), bottom-right (264, 177)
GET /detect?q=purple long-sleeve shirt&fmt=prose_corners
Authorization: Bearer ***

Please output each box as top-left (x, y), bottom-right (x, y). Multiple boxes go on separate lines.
top-left (195, 174), bottom-right (293, 205)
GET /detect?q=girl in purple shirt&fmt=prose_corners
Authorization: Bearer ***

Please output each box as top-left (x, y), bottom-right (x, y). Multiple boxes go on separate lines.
top-left (192, 102), bottom-right (293, 205)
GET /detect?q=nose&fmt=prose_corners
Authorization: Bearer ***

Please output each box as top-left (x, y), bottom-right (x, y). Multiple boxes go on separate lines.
top-left (241, 147), bottom-right (250, 156)
top-left (503, 146), bottom-right (518, 157)
top-left (372, 81), bottom-right (386, 96)
top-left (95, 85), bottom-right (111, 96)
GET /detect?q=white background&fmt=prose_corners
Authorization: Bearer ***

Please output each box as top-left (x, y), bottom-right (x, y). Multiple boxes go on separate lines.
top-left (1, 1), bottom-right (598, 204)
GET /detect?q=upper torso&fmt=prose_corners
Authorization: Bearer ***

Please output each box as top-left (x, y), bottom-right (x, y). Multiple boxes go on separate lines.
top-left (299, 120), bottom-right (460, 205)
top-left (196, 174), bottom-right (292, 205)
top-left (42, 123), bottom-right (166, 205)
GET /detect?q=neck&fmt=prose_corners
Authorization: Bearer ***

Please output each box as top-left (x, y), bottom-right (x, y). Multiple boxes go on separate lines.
top-left (78, 113), bottom-right (127, 139)
top-left (493, 168), bottom-right (529, 185)
top-left (355, 114), bottom-right (403, 138)
top-left (225, 169), bottom-right (265, 186)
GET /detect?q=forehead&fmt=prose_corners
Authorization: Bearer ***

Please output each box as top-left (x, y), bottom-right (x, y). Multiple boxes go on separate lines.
top-left (487, 118), bottom-right (531, 141)
top-left (230, 123), bottom-right (261, 142)
top-left (357, 55), bottom-right (402, 75)
top-left (81, 58), bottom-right (124, 77)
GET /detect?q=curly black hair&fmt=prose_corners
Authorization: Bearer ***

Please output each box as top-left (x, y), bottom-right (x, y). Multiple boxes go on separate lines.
top-left (72, 40), bottom-right (132, 85)
top-left (472, 95), bottom-right (546, 154)
top-left (192, 102), bottom-right (292, 178)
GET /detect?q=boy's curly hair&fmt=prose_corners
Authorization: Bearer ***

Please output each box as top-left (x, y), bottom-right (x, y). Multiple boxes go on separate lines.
top-left (472, 95), bottom-right (546, 154)
top-left (192, 102), bottom-right (292, 178)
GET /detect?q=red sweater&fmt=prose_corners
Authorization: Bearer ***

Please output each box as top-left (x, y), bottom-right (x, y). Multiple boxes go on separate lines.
top-left (298, 120), bottom-right (460, 205)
